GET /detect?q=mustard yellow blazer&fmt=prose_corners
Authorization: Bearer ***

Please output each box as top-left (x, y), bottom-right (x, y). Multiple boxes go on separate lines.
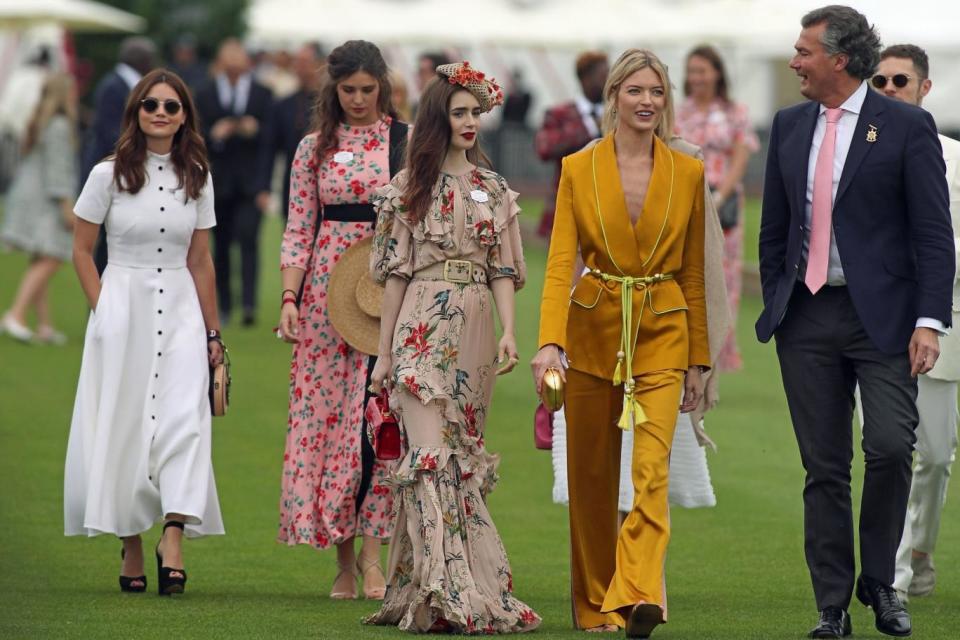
top-left (538, 134), bottom-right (709, 381)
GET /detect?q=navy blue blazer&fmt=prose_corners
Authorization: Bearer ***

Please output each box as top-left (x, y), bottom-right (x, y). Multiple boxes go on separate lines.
top-left (80, 70), bottom-right (130, 183)
top-left (756, 88), bottom-right (954, 354)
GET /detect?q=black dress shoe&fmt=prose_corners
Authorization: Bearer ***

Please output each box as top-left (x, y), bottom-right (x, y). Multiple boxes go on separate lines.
top-left (856, 575), bottom-right (912, 637)
top-left (809, 606), bottom-right (852, 638)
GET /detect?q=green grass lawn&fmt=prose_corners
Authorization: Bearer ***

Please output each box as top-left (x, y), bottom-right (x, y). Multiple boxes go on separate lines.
top-left (1, 210), bottom-right (958, 639)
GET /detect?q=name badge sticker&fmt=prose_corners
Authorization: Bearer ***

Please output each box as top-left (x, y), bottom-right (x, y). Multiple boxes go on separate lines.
top-left (470, 189), bottom-right (489, 203)
top-left (333, 151), bottom-right (354, 164)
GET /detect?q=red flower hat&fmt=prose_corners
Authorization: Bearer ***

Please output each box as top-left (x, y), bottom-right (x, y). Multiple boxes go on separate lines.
top-left (435, 61), bottom-right (504, 113)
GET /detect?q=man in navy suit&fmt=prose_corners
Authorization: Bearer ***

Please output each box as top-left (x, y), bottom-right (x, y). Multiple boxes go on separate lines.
top-left (195, 39), bottom-right (274, 326)
top-left (757, 6), bottom-right (953, 638)
top-left (80, 37), bottom-right (156, 273)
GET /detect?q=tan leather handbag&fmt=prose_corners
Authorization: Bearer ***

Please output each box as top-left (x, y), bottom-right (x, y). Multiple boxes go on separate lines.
top-left (210, 349), bottom-right (231, 417)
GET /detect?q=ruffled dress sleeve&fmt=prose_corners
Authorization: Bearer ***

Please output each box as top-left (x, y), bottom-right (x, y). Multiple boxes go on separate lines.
top-left (280, 134), bottom-right (320, 270)
top-left (370, 173), bottom-right (415, 283)
top-left (484, 178), bottom-right (526, 290)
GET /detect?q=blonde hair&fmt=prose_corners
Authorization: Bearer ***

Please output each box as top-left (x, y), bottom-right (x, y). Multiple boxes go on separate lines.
top-left (601, 48), bottom-right (674, 140)
top-left (22, 73), bottom-right (77, 154)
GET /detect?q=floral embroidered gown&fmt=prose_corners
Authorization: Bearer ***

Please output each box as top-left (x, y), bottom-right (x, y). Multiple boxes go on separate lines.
top-left (365, 168), bottom-right (541, 634)
top-left (278, 119), bottom-right (397, 549)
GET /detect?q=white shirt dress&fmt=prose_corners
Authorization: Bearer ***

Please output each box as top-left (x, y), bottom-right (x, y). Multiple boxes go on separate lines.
top-left (64, 152), bottom-right (224, 538)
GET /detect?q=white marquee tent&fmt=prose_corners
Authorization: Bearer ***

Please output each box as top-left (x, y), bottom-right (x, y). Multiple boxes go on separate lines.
top-left (246, 0), bottom-right (960, 128)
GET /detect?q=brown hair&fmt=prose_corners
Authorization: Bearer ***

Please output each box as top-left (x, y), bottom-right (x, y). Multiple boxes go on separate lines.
top-left (403, 78), bottom-right (490, 223)
top-left (683, 45), bottom-right (730, 103)
top-left (112, 68), bottom-right (208, 201)
top-left (312, 40), bottom-right (395, 166)
top-left (575, 51), bottom-right (608, 80)
top-left (23, 72), bottom-right (77, 155)
top-left (602, 48), bottom-right (675, 140)
top-left (881, 43), bottom-right (930, 80)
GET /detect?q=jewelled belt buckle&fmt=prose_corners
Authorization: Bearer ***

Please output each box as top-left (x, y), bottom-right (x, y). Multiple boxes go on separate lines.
top-left (443, 259), bottom-right (473, 284)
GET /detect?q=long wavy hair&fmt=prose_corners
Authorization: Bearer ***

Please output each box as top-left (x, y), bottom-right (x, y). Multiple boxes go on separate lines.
top-left (403, 78), bottom-right (491, 224)
top-left (601, 48), bottom-right (675, 140)
top-left (312, 40), bottom-right (395, 166)
top-left (22, 73), bottom-right (77, 154)
top-left (112, 69), bottom-right (208, 202)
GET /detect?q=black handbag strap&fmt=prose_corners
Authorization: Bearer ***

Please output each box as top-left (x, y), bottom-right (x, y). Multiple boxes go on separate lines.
top-left (387, 119), bottom-right (409, 177)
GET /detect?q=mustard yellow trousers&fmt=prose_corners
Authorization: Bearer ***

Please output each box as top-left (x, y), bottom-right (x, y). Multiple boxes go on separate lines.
top-left (565, 367), bottom-right (684, 629)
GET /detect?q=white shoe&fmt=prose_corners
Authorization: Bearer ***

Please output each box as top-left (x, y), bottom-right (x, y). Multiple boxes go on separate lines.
top-left (35, 326), bottom-right (67, 346)
top-left (1, 313), bottom-right (33, 342)
top-left (908, 554), bottom-right (936, 597)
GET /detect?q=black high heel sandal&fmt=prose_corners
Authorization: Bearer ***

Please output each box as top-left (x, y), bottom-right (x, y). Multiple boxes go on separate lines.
top-left (156, 521), bottom-right (187, 596)
top-left (119, 547), bottom-right (147, 593)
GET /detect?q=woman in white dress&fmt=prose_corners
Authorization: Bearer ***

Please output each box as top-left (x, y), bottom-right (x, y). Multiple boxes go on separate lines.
top-left (65, 69), bottom-right (224, 596)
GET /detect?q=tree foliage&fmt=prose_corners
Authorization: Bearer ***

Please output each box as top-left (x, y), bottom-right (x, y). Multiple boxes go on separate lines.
top-left (73, 0), bottom-right (249, 99)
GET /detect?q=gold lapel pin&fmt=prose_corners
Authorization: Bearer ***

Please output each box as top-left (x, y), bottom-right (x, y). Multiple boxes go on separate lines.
top-left (866, 125), bottom-right (878, 143)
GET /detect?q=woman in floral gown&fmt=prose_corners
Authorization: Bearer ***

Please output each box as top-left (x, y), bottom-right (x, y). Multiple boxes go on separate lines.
top-left (276, 40), bottom-right (408, 600)
top-left (365, 62), bottom-right (540, 633)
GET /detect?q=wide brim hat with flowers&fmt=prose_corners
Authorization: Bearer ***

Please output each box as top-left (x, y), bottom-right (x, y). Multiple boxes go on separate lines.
top-left (435, 61), bottom-right (504, 113)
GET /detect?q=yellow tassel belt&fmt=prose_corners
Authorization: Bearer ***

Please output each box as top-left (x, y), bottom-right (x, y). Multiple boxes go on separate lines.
top-left (587, 269), bottom-right (674, 431)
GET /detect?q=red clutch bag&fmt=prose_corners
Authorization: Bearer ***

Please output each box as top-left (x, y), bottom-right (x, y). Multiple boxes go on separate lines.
top-left (365, 390), bottom-right (402, 460)
top-left (534, 403), bottom-right (553, 450)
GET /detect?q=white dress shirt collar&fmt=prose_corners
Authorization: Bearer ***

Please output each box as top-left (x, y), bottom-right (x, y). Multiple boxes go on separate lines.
top-left (819, 80), bottom-right (868, 118)
top-left (575, 94), bottom-right (603, 138)
top-left (115, 63), bottom-right (142, 90)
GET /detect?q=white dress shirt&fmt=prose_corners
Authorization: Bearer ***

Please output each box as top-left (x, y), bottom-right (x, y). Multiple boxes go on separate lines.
top-left (115, 63), bottom-right (142, 90)
top-left (803, 81), bottom-right (944, 333)
top-left (575, 94), bottom-right (603, 138)
top-left (216, 73), bottom-right (252, 115)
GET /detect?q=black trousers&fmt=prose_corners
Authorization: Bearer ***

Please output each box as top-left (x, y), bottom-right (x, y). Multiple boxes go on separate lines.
top-left (775, 284), bottom-right (917, 610)
top-left (213, 194), bottom-right (261, 318)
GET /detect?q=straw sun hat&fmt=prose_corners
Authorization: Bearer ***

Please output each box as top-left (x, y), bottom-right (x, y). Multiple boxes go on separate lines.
top-left (328, 236), bottom-right (383, 356)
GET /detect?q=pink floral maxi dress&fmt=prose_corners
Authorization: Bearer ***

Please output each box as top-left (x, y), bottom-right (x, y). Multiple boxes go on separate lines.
top-left (278, 119), bottom-right (397, 548)
top-left (675, 97), bottom-right (759, 371)
top-left (364, 168), bottom-right (541, 633)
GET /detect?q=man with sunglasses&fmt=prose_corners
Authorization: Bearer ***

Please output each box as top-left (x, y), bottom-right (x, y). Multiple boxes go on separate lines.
top-left (757, 6), bottom-right (954, 638)
top-left (871, 43), bottom-right (960, 605)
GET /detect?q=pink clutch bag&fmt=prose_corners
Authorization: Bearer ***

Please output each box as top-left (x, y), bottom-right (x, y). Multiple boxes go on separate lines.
top-left (534, 404), bottom-right (553, 450)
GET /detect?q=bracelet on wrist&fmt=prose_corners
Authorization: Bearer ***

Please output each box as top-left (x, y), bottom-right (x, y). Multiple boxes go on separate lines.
top-left (281, 288), bottom-right (297, 299)
top-left (281, 296), bottom-right (298, 309)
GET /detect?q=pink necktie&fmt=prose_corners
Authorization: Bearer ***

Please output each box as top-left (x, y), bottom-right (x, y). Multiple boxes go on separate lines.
top-left (805, 107), bottom-right (843, 294)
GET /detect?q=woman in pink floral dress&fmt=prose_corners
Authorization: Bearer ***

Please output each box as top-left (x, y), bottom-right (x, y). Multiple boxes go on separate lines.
top-left (276, 40), bottom-right (408, 600)
top-left (365, 62), bottom-right (540, 634)
top-left (675, 45), bottom-right (759, 372)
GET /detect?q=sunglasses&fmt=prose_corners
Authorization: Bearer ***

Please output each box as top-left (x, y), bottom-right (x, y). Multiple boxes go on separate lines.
top-left (871, 74), bottom-right (911, 89)
top-left (140, 97), bottom-right (182, 116)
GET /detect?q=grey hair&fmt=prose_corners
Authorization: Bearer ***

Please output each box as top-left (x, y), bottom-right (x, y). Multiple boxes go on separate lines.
top-left (801, 5), bottom-right (881, 80)
top-left (118, 36), bottom-right (157, 75)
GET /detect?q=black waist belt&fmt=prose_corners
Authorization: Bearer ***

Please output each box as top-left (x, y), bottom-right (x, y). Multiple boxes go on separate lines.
top-left (323, 203), bottom-right (375, 222)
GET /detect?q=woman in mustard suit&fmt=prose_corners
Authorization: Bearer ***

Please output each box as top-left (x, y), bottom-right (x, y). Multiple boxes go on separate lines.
top-left (531, 49), bottom-right (709, 638)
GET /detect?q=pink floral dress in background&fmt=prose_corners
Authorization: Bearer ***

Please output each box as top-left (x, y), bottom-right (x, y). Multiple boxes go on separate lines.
top-left (675, 97), bottom-right (759, 371)
top-left (278, 118), bottom-right (397, 549)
